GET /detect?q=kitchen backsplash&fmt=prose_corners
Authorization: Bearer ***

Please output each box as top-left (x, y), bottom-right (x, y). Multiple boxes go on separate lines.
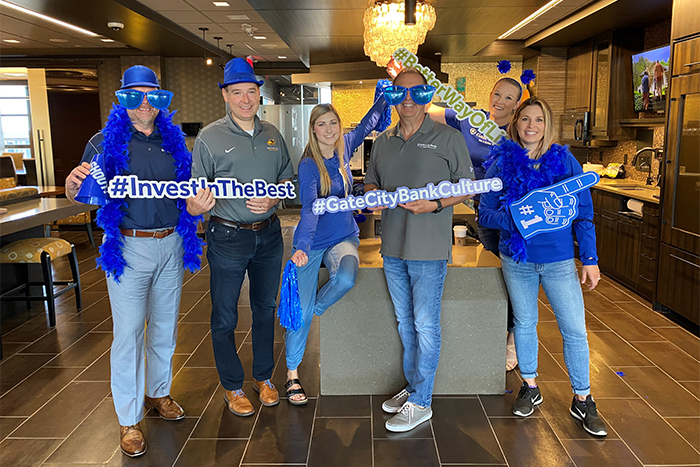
top-left (600, 126), bottom-right (664, 182)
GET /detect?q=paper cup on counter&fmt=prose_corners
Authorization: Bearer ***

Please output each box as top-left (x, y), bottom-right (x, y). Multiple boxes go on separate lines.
top-left (453, 225), bottom-right (468, 246)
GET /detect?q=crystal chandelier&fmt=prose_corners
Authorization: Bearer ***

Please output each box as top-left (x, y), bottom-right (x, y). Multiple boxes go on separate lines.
top-left (363, 0), bottom-right (436, 67)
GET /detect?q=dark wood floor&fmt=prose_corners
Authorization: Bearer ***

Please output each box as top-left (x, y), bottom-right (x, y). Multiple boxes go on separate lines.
top-left (1, 224), bottom-right (699, 467)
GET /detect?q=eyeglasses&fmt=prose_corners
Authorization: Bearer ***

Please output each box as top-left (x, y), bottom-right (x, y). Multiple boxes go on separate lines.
top-left (383, 85), bottom-right (436, 106)
top-left (115, 89), bottom-right (174, 110)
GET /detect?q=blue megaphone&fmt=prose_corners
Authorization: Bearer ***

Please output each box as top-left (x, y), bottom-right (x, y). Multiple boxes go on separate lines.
top-left (75, 153), bottom-right (109, 205)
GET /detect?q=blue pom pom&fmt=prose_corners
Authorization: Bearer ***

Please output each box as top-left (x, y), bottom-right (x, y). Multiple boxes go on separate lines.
top-left (374, 79), bottom-right (393, 133)
top-left (278, 260), bottom-right (303, 332)
top-left (521, 69), bottom-right (536, 85)
top-left (497, 60), bottom-right (511, 74)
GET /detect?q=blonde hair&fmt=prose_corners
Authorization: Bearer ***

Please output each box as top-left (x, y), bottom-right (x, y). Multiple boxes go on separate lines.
top-left (507, 97), bottom-right (555, 160)
top-left (303, 104), bottom-right (350, 197)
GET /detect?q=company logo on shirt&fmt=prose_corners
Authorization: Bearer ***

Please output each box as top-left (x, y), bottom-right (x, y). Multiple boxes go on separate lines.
top-left (417, 143), bottom-right (437, 149)
top-left (267, 139), bottom-right (279, 151)
top-left (471, 127), bottom-right (498, 146)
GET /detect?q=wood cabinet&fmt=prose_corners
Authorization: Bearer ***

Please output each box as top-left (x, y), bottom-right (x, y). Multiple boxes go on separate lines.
top-left (672, 36), bottom-right (700, 76)
top-left (658, 0), bottom-right (700, 324)
top-left (638, 203), bottom-right (660, 299)
top-left (564, 30), bottom-right (643, 142)
top-left (592, 189), bottom-right (620, 276)
top-left (672, 0), bottom-right (700, 41)
top-left (657, 244), bottom-right (700, 324)
top-left (566, 39), bottom-right (594, 112)
top-left (591, 188), bottom-right (660, 301)
top-left (616, 214), bottom-right (641, 289)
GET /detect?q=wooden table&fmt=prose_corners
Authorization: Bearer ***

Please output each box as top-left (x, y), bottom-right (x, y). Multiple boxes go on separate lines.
top-left (0, 198), bottom-right (96, 237)
top-left (35, 186), bottom-right (65, 197)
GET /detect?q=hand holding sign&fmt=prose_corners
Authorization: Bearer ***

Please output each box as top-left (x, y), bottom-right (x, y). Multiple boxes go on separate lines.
top-left (509, 172), bottom-right (599, 240)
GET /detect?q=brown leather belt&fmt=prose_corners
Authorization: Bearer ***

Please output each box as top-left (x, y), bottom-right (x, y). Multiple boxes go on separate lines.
top-left (210, 213), bottom-right (277, 231)
top-left (120, 228), bottom-right (175, 239)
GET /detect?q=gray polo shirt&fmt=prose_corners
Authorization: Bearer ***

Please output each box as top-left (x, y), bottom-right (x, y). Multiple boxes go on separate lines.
top-left (364, 115), bottom-right (473, 261)
top-left (192, 110), bottom-right (293, 223)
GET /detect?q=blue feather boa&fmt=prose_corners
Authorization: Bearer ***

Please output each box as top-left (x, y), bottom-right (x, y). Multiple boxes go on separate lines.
top-left (96, 104), bottom-right (204, 281)
top-left (484, 138), bottom-right (569, 262)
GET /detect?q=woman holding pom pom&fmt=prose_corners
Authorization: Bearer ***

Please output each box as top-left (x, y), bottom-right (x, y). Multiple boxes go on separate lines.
top-left (285, 95), bottom-right (387, 405)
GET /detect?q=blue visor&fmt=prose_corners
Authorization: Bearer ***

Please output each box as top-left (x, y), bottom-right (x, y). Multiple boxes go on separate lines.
top-left (115, 89), bottom-right (173, 110)
top-left (383, 85), bottom-right (436, 106)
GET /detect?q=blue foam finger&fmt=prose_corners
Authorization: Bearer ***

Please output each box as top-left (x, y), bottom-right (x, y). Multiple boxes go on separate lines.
top-left (509, 172), bottom-right (599, 240)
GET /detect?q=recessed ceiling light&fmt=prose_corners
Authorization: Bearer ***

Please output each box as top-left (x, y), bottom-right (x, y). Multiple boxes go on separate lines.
top-left (101, 38), bottom-right (114, 42)
top-left (260, 44), bottom-right (277, 48)
top-left (253, 36), bottom-right (266, 40)
top-left (213, 1), bottom-right (229, 6)
top-left (0, 0), bottom-right (98, 36)
top-left (434, 52), bottom-right (442, 55)
top-left (359, 81), bottom-right (363, 84)
top-left (278, 56), bottom-right (287, 59)
top-left (226, 14), bottom-right (250, 20)
top-left (49, 38), bottom-right (68, 43)
top-left (74, 44), bottom-right (81, 47)
top-left (3, 39), bottom-right (20, 43)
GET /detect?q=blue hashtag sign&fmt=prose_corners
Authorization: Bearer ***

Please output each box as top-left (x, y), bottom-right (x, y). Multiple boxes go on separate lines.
top-left (509, 172), bottom-right (599, 240)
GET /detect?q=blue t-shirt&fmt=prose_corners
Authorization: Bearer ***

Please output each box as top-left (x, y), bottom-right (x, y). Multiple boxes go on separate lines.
top-left (445, 108), bottom-right (507, 182)
top-left (642, 75), bottom-right (650, 93)
top-left (81, 125), bottom-right (181, 230)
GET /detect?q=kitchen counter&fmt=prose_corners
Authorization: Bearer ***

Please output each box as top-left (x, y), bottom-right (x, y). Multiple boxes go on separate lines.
top-left (319, 238), bottom-right (508, 396)
top-left (593, 179), bottom-right (660, 204)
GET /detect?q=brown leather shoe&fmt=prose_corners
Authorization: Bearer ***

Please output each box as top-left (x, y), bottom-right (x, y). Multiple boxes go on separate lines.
top-left (144, 395), bottom-right (185, 421)
top-left (224, 389), bottom-right (255, 417)
top-left (253, 379), bottom-right (279, 407)
top-left (120, 423), bottom-right (146, 457)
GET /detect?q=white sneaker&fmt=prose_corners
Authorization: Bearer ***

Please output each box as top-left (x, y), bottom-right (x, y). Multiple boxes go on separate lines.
top-left (385, 402), bottom-right (432, 432)
top-left (382, 389), bottom-right (410, 414)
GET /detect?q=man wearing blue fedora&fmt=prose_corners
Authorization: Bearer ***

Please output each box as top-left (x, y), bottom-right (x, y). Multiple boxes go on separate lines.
top-left (66, 65), bottom-right (203, 457)
top-left (188, 58), bottom-right (293, 416)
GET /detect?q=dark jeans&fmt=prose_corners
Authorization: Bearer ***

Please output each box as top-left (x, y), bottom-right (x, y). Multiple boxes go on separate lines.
top-left (207, 216), bottom-right (284, 391)
top-left (475, 203), bottom-right (515, 332)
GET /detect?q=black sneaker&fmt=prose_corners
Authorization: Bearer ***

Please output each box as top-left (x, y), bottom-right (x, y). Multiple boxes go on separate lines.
top-left (512, 382), bottom-right (543, 417)
top-left (570, 395), bottom-right (608, 437)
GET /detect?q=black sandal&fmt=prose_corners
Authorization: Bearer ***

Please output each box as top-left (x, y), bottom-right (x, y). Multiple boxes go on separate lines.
top-left (285, 378), bottom-right (308, 406)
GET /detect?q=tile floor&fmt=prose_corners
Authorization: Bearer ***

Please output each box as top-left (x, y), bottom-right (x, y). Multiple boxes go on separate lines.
top-left (1, 224), bottom-right (699, 467)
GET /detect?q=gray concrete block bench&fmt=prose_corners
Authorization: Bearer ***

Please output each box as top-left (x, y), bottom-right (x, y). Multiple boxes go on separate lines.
top-left (318, 238), bottom-right (508, 396)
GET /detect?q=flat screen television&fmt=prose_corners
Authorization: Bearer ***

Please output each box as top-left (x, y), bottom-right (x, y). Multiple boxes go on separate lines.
top-left (632, 45), bottom-right (670, 113)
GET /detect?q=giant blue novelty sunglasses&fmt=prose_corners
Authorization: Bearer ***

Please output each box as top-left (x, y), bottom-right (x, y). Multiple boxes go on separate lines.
top-left (115, 89), bottom-right (174, 110)
top-left (383, 85), bottom-right (436, 106)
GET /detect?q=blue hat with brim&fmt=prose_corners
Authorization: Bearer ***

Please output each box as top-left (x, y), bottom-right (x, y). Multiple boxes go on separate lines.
top-left (219, 57), bottom-right (264, 89)
top-left (120, 65), bottom-right (160, 89)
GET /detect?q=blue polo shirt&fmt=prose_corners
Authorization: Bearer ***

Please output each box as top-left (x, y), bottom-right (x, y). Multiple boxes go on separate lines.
top-left (81, 125), bottom-right (181, 230)
top-left (445, 108), bottom-right (507, 181)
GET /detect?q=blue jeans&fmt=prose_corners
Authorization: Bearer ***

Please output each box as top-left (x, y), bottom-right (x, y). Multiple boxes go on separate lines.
top-left (500, 254), bottom-right (591, 395)
top-left (382, 256), bottom-right (447, 408)
top-left (106, 233), bottom-right (184, 426)
top-left (207, 217), bottom-right (283, 391)
top-left (285, 237), bottom-right (360, 371)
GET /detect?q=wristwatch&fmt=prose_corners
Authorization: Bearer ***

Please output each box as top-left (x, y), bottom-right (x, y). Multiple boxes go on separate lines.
top-left (433, 199), bottom-right (443, 214)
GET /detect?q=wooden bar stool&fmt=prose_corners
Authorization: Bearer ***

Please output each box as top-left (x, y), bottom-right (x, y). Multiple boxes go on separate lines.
top-left (0, 238), bottom-right (82, 327)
